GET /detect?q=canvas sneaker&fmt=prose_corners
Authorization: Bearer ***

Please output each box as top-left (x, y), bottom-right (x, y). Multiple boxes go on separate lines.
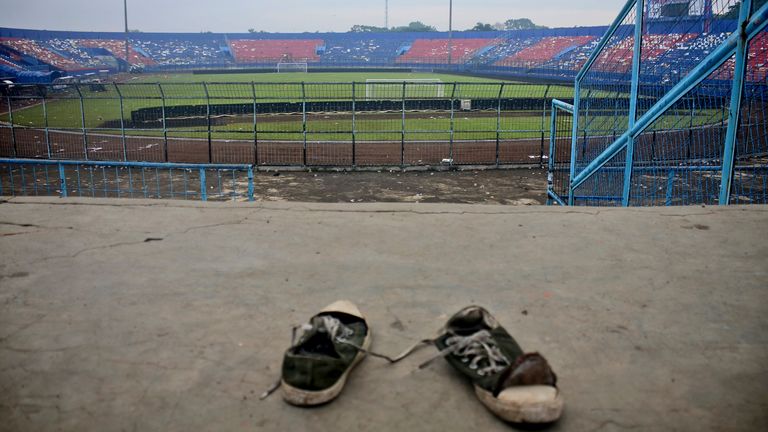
top-left (420, 306), bottom-right (564, 423)
top-left (262, 300), bottom-right (372, 406)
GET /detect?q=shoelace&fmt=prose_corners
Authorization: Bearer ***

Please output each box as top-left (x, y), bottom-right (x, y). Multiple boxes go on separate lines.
top-left (430, 330), bottom-right (511, 377)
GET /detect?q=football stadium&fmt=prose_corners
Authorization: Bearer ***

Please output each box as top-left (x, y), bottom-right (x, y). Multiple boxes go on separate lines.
top-left (1, 1), bottom-right (767, 431)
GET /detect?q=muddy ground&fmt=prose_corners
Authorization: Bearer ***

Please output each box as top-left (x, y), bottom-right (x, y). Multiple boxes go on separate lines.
top-left (251, 168), bottom-right (547, 204)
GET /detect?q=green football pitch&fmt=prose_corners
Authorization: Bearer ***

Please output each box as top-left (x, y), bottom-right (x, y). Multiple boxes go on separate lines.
top-left (1, 72), bottom-right (715, 142)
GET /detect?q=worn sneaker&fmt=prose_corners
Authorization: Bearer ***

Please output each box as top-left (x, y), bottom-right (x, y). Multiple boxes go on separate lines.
top-left (263, 300), bottom-right (372, 406)
top-left (423, 306), bottom-right (564, 423)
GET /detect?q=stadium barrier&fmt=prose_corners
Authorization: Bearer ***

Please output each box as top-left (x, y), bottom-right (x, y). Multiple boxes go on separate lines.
top-left (0, 158), bottom-right (255, 201)
top-left (549, 0), bottom-right (768, 206)
top-left (1, 81), bottom-right (571, 168)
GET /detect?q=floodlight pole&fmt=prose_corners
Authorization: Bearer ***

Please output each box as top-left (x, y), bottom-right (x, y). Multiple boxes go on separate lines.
top-left (385, 0), bottom-right (389, 29)
top-left (448, 0), bottom-right (453, 65)
top-left (124, 0), bottom-right (129, 72)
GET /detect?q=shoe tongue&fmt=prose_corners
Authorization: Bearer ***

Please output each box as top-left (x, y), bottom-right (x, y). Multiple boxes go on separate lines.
top-left (294, 317), bottom-right (343, 358)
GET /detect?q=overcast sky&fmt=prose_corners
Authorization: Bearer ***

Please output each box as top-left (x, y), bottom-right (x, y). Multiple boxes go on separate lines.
top-left (0, 0), bottom-right (628, 33)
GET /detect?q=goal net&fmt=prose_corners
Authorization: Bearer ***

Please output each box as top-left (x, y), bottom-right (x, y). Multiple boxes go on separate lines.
top-left (365, 79), bottom-right (445, 100)
top-left (277, 62), bottom-right (308, 73)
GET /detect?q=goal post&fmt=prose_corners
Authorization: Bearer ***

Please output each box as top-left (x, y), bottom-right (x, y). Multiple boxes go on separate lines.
top-left (365, 79), bottom-right (445, 100)
top-left (276, 62), bottom-right (308, 73)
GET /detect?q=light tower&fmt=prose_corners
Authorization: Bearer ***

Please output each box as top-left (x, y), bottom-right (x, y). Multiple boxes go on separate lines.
top-left (124, 0), bottom-right (129, 72)
top-left (447, 0), bottom-right (453, 65)
top-left (385, 0), bottom-right (389, 29)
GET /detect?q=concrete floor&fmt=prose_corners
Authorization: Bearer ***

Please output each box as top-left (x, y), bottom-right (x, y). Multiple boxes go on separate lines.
top-left (0, 197), bottom-right (767, 432)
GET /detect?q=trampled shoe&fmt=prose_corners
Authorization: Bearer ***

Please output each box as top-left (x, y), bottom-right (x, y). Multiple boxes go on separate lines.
top-left (261, 300), bottom-right (371, 406)
top-left (419, 306), bottom-right (564, 423)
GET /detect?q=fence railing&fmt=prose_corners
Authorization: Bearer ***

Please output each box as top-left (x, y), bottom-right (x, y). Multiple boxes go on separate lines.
top-left (547, 99), bottom-right (574, 206)
top-left (0, 159), bottom-right (255, 201)
top-left (0, 82), bottom-right (569, 168)
top-left (553, 0), bottom-right (768, 206)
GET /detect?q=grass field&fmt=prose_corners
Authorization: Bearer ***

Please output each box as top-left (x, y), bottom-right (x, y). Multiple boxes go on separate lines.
top-left (1, 72), bottom-right (719, 142)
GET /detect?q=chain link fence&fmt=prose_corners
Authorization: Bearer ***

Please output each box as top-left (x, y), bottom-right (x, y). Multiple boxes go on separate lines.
top-left (0, 82), bottom-right (580, 168)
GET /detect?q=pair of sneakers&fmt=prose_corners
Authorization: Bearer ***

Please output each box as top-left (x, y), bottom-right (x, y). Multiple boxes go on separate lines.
top-left (262, 301), bottom-right (564, 424)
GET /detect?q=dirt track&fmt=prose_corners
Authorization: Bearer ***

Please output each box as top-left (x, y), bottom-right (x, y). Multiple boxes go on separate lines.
top-left (0, 128), bottom-right (547, 166)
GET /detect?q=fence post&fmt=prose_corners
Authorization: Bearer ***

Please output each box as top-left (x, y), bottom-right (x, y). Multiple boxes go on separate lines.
top-left (158, 84), bottom-right (169, 162)
top-left (74, 84), bottom-right (88, 160)
top-left (251, 82), bottom-right (258, 166)
top-left (621, 0), bottom-right (645, 207)
top-left (351, 82), bottom-right (357, 167)
top-left (203, 82), bottom-right (212, 163)
top-left (247, 166), bottom-right (255, 202)
top-left (114, 83), bottom-right (128, 161)
top-left (548, 101), bottom-right (558, 204)
top-left (401, 81), bottom-right (406, 168)
top-left (449, 83), bottom-right (457, 163)
top-left (5, 91), bottom-right (17, 158)
top-left (41, 86), bottom-right (51, 158)
top-left (58, 163), bottom-right (67, 198)
top-left (719, 0), bottom-right (752, 206)
top-left (687, 97), bottom-right (695, 160)
top-left (199, 168), bottom-right (207, 201)
top-left (496, 83), bottom-right (504, 167)
top-left (540, 85), bottom-right (551, 168)
top-left (665, 169), bottom-right (675, 206)
top-left (301, 82), bottom-right (307, 167)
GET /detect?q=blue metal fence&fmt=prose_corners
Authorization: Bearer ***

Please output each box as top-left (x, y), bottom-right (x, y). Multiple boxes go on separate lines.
top-left (0, 159), bottom-right (255, 202)
top-left (549, 0), bottom-right (768, 206)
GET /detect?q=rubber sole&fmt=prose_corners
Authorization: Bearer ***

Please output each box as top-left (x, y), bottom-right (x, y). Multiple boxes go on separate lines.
top-left (281, 328), bottom-right (372, 407)
top-left (474, 384), bottom-right (564, 424)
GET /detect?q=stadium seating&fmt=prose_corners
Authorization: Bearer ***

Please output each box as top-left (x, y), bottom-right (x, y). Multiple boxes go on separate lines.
top-left (77, 39), bottom-right (156, 66)
top-left (43, 39), bottom-right (109, 69)
top-left (320, 36), bottom-right (405, 65)
top-left (469, 36), bottom-right (543, 64)
top-left (397, 39), bottom-right (494, 64)
top-left (0, 38), bottom-right (87, 71)
top-left (133, 38), bottom-right (232, 66)
top-left (497, 36), bottom-right (597, 67)
top-left (228, 39), bottom-right (322, 63)
top-left (0, 57), bottom-right (21, 71)
top-left (747, 31), bottom-right (768, 80)
top-left (0, 25), bottom-right (762, 84)
top-left (592, 33), bottom-right (698, 74)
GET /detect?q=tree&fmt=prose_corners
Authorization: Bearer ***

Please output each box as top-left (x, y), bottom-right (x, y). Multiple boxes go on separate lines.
top-left (504, 18), bottom-right (547, 30)
top-left (469, 22), bottom-right (495, 32)
top-left (392, 21), bottom-right (437, 32)
top-left (350, 25), bottom-right (388, 32)
top-left (349, 21), bottom-right (437, 33)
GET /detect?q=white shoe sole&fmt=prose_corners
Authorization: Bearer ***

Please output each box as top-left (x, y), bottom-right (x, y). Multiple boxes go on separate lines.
top-left (474, 384), bottom-right (564, 423)
top-left (281, 328), bottom-right (372, 406)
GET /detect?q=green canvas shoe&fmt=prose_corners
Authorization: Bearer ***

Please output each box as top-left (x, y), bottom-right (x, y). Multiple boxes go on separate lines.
top-left (269, 300), bottom-right (372, 406)
top-left (424, 306), bottom-right (564, 423)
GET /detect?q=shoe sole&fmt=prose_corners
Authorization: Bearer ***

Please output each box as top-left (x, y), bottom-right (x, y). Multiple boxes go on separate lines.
top-left (474, 384), bottom-right (564, 424)
top-left (281, 328), bottom-right (372, 407)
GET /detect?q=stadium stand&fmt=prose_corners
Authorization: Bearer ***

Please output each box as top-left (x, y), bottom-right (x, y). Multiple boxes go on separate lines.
top-left (133, 38), bottom-right (232, 66)
top-left (747, 31), bottom-right (768, 80)
top-left (499, 36), bottom-right (597, 66)
top-left (43, 39), bottom-right (109, 69)
top-left (320, 35), bottom-right (406, 65)
top-left (228, 39), bottom-right (322, 63)
top-left (78, 39), bottom-right (156, 66)
top-left (469, 36), bottom-right (543, 64)
top-left (593, 33), bottom-right (698, 74)
top-left (0, 17), bottom-right (759, 84)
top-left (0, 38), bottom-right (87, 71)
top-left (397, 39), bottom-right (494, 64)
